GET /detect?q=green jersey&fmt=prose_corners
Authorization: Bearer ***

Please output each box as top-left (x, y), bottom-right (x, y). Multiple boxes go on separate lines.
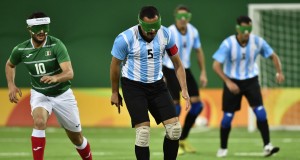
top-left (9, 35), bottom-right (71, 96)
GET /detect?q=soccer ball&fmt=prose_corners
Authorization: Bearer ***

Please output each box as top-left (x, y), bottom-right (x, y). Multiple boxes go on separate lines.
top-left (195, 116), bottom-right (208, 127)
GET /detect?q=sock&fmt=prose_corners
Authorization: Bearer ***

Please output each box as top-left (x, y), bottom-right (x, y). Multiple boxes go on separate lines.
top-left (175, 104), bottom-right (181, 116)
top-left (135, 145), bottom-right (149, 160)
top-left (31, 129), bottom-right (46, 160)
top-left (163, 136), bottom-right (179, 160)
top-left (76, 137), bottom-right (92, 160)
top-left (220, 127), bottom-right (231, 149)
top-left (180, 102), bottom-right (203, 140)
top-left (257, 120), bottom-right (270, 146)
top-left (180, 113), bottom-right (198, 140)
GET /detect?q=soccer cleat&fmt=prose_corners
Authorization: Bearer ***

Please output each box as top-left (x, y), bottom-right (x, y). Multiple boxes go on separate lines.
top-left (216, 148), bottom-right (228, 158)
top-left (263, 143), bottom-right (280, 157)
top-left (179, 140), bottom-right (196, 153)
top-left (178, 145), bottom-right (185, 155)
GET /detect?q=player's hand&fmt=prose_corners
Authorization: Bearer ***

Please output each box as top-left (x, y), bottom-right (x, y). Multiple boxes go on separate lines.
top-left (225, 80), bottom-right (240, 94)
top-left (111, 92), bottom-right (123, 114)
top-left (199, 72), bottom-right (208, 87)
top-left (40, 76), bottom-right (58, 84)
top-left (181, 90), bottom-right (191, 111)
top-left (8, 85), bottom-right (22, 103)
top-left (276, 72), bottom-right (285, 84)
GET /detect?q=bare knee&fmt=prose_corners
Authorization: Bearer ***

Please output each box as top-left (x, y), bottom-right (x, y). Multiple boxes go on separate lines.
top-left (32, 107), bottom-right (48, 130)
top-left (33, 117), bottom-right (47, 130)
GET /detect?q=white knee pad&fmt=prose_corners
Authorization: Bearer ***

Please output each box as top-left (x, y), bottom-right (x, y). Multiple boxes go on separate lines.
top-left (164, 121), bottom-right (182, 140)
top-left (135, 126), bottom-right (150, 147)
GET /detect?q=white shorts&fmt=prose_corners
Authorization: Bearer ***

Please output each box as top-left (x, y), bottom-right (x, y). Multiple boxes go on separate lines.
top-left (30, 88), bottom-right (82, 132)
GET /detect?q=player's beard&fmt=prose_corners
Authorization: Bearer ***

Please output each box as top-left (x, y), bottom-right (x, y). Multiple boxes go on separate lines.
top-left (32, 33), bottom-right (46, 45)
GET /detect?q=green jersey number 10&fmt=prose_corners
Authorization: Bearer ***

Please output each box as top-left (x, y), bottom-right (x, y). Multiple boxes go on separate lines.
top-left (35, 63), bottom-right (46, 74)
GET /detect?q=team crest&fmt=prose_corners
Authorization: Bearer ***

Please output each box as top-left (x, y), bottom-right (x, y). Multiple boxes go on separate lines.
top-left (45, 51), bottom-right (51, 56)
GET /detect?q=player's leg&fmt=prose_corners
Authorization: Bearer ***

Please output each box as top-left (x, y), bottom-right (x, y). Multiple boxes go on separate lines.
top-left (179, 69), bottom-right (203, 153)
top-left (51, 89), bottom-right (92, 160)
top-left (217, 82), bottom-right (242, 158)
top-left (147, 79), bottom-right (180, 160)
top-left (121, 78), bottom-right (151, 160)
top-left (245, 77), bottom-right (279, 157)
top-left (64, 129), bottom-right (92, 160)
top-left (163, 118), bottom-right (182, 160)
top-left (30, 89), bottom-right (52, 160)
top-left (162, 66), bottom-right (181, 116)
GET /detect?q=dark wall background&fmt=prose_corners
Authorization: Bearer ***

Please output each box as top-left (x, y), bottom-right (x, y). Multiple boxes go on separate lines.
top-left (0, 0), bottom-right (299, 88)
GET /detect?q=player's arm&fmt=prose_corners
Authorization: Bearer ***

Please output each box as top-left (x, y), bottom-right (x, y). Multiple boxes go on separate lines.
top-left (40, 61), bottom-right (74, 84)
top-left (5, 60), bottom-right (22, 103)
top-left (213, 60), bottom-right (240, 94)
top-left (195, 47), bottom-right (207, 87)
top-left (110, 56), bottom-right (123, 112)
top-left (170, 53), bottom-right (191, 110)
top-left (269, 53), bottom-right (284, 83)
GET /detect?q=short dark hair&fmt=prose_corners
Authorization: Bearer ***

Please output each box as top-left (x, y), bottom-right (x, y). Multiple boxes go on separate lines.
top-left (28, 12), bottom-right (48, 19)
top-left (174, 4), bottom-right (190, 13)
top-left (237, 16), bottom-right (252, 25)
top-left (139, 6), bottom-right (160, 19)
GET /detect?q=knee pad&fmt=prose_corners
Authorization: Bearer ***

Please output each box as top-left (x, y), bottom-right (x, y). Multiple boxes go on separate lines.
top-left (253, 106), bottom-right (267, 122)
top-left (164, 121), bottom-right (182, 140)
top-left (189, 101), bottom-right (203, 116)
top-left (221, 112), bottom-right (234, 128)
top-left (175, 104), bottom-right (181, 116)
top-left (135, 126), bottom-right (150, 147)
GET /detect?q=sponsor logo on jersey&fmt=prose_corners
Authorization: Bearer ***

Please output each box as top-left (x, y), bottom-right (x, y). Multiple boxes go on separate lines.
top-left (45, 51), bottom-right (51, 56)
top-left (26, 54), bottom-right (33, 58)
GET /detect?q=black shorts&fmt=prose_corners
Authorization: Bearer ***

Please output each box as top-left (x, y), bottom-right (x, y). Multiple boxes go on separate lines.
top-left (162, 66), bottom-right (199, 100)
top-left (222, 76), bottom-right (263, 112)
top-left (121, 77), bottom-right (176, 127)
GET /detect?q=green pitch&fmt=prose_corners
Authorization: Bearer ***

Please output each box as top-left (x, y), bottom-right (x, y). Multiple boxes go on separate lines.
top-left (0, 127), bottom-right (299, 160)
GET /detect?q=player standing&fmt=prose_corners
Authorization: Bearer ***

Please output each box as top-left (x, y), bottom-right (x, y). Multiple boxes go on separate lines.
top-left (212, 15), bottom-right (284, 158)
top-left (5, 12), bottom-right (92, 160)
top-left (162, 5), bottom-right (207, 155)
top-left (110, 6), bottom-right (190, 160)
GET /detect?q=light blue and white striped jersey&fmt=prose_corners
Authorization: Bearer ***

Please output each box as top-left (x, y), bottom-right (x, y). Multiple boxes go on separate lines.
top-left (213, 34), bottom-right (274, 80)
top-left (111, 25), bottom-right (177, 83)
top-left (163, 23), bottom-right (201, 69)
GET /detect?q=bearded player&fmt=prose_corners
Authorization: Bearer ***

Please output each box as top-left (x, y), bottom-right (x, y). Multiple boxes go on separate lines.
top-left (5, 12), bottom-right (92, 160)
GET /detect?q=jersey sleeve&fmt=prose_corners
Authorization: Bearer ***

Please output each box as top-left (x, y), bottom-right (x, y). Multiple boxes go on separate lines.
top-left (55, 41), bottom-right (70, 63)
top-left (111, 34), bottom-right (129, 60)
top-left (165, 29), bottom-right (178, 56)
top-left (9, 46), bottom-right (22, 65)
top-left (212, 40), bottom-right (230, 63)
top-left (193, 28), bottom-right (201, 49)
top-left (260, 39), bottom-right (274, 58)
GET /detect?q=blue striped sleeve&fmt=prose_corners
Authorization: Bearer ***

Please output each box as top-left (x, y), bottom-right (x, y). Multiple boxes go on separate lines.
top-left (111, 34), bottom-right (129, 60)
top-left (193, 28), bottom-right (201, 49)
top-left (260, 38), bottom-right (274, 58)
top-left (164, 27), bottom-right (176, 49)
top-left (212, 40), bottom-right (230, 63)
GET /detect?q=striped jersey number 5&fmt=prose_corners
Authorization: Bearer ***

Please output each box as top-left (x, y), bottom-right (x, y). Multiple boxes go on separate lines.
top-left (35, 63), bottom-right (46, 74)
top-left (147, 49), bottom-right (153, 59)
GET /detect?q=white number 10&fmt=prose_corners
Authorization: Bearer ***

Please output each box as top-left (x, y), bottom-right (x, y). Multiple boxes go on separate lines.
top-left (35, 63), bottom-right (46, 74)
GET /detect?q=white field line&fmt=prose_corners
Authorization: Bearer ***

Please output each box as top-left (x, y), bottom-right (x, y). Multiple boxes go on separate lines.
top-left (234, 152), bottom-right (264, 156)
top-left (0, 152), bottom-right (30, 157)
top-left (1, 138), bottom-right (300, 144)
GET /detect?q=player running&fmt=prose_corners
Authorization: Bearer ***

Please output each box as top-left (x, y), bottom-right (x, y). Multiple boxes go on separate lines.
top-left (5, 12), bottom-right (93, 160)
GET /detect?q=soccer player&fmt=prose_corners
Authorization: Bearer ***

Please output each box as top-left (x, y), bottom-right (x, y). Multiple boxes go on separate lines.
top-left (162, 5), bottom-right (207, 155)
top-left (5, 12), bottom-right (92, 160)
top-left (212, 15), bottom-right (285, 158)
top-left (110, 6), bottom-right (191, 160)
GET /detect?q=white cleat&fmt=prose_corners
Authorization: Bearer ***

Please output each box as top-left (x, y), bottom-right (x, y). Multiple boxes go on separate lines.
top-left (263, 143), bottom-right (280, 157)
top-left (216, 148), bottom-right (228, 158)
